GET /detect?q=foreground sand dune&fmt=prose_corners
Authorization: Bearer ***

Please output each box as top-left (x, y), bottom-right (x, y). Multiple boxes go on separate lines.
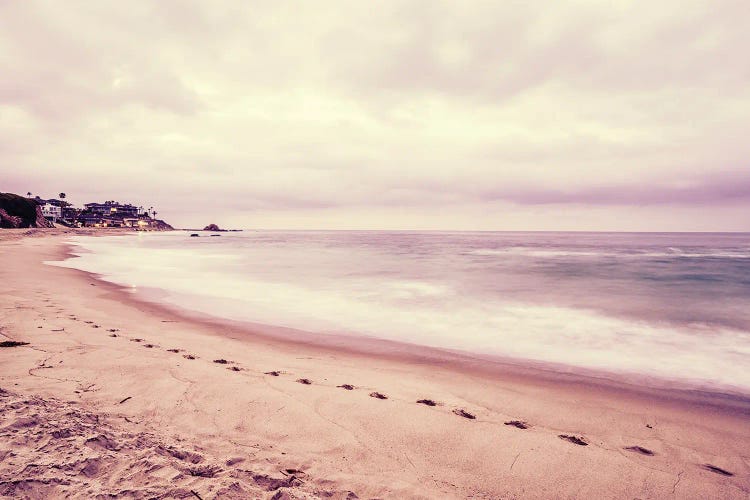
top-left (0, 230), bottom-right (749, 499)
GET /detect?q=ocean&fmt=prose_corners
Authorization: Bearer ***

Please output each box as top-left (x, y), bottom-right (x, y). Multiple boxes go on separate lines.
top-left (50, 231), bottom-right (750, 393)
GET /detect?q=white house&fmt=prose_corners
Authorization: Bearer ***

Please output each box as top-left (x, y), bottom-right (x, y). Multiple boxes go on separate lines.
top-left (41, 203), bottom-right (62, 222)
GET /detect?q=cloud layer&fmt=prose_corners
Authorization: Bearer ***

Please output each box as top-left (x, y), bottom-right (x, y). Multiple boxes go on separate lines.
top-left (1, 0), bottom-right (749, 230)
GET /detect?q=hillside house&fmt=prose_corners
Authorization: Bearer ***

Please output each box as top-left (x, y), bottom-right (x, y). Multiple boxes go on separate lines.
top-left (41, 202), bottom-right (62, 222)
top-left (84, 201), bottom-right (139, 218)
top-left (61, 206), bottom-right (78, 222)
top-left (77, 213), bottom-right (104, 227)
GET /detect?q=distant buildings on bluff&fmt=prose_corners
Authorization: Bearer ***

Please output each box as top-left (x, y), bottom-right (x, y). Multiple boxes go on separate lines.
top-left (37, 197), bottom-right (171, 229)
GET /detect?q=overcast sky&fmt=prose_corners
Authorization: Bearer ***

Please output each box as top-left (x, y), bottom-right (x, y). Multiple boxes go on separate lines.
top-left (1, 0), bottom-right (749, 230)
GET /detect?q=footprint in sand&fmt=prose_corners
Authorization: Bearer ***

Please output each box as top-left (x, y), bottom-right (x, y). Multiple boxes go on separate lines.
top-left (280, 468), bottom-right (307, 484)
top-left (337, 384), bottom-right (355, 390)
top-left (213, 359), bottom-right (230, 364)
top-left (624, 446), bottom-right (654, 456)
top-left (558, 434), bottom-right (588, 446)
top-left (107, 329), bottom-right (119, 333)
top-left (452, 409), bottom-right (476, 419)
top-left (183, 354), bottom-right (197, 360)
top-left (369, 392), bottom-right (388, 400)
top-left (167, 349), bottom-right (182, 353)
top-left (130, 338), bottom-right (144, 343)
top-left (0, 341), bottom-right (29, 348)
top-left (186, 465), bottom-right (222, 478)
top-left (416, 399), bottom-right (439, 407)
top-left (264, 371), bottom-right (281, 376)
top-left (702, 464), bottom-right (734, 476)
top-left (504, 420), bottom-right (530, 429)
top-left (109, 334), bottom-right (118, 338)
top-left (296, 378), bottom-right (312, 385)
top-left (143, 344), bottom-right (157, 348)
top-left (228, 366), bottom-right (243, 372)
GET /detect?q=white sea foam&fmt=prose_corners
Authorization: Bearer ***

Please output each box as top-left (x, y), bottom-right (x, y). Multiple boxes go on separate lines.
top-left (48, 231), bottom-right (750, 393)
top-left (468, 247), bottom-right (604, 257)
top-left (468, 247), bottom-right (750, 259)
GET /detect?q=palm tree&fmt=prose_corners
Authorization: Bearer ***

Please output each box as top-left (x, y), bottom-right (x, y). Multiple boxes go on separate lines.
top-left (26, 192), bottom-right (32, 197)
top-left (59, 192), bottom-right (66, 200)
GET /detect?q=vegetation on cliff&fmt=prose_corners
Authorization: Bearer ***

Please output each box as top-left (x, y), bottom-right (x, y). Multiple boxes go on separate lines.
top-left (0, 193), bottom-right (53, 228)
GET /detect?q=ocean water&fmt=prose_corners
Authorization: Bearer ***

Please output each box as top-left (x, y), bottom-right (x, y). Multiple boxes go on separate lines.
top-left (50, 231), bottom-right (750, 393)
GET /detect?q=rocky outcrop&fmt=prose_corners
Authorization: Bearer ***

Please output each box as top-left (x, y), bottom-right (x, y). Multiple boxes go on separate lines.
top-left (0, 193), bottom-right (54, 228)
top-left (150, 219), bottom-right (174, 231)
top-left (33, 205), bottom-right (53, 228)
top-left (203, 223), bottom-right (221, 231)
top-left (0, 208), bottom-right (23, 228)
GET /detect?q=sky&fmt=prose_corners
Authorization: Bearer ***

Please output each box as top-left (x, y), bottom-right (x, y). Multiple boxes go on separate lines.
top-left (1, 0), bottom-right (749, 231)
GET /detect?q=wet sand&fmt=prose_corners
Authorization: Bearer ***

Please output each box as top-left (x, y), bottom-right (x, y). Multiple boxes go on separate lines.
top-left (1, 229), bottom-right (748, 498)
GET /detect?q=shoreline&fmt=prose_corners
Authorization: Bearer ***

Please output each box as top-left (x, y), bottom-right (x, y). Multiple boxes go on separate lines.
top-left (93, 288), bottom-right (750, 415)
top-left (57, 231), bottom-right (750, 412)
top-left (1, 229), bottom-right (749, 498)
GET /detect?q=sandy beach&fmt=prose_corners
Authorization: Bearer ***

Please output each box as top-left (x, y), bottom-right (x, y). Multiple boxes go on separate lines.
top-left (0, 230), bottom-right (748, 499)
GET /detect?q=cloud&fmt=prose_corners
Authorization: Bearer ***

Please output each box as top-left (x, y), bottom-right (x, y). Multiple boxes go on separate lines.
top-left (476, 170), bottom-right (750, 206)
top-left (0, 1), bottom-right (201, 121)
top-left (1, 0), bottom-right (749, 230)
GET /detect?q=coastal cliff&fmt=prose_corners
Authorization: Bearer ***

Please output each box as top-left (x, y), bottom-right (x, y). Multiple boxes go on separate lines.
top-left (150, 219), bottom-right (174, 231)
top-left (0, 193), bottom-right (53, 228)
top-left (1, 193), bottom-right (174, 230)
